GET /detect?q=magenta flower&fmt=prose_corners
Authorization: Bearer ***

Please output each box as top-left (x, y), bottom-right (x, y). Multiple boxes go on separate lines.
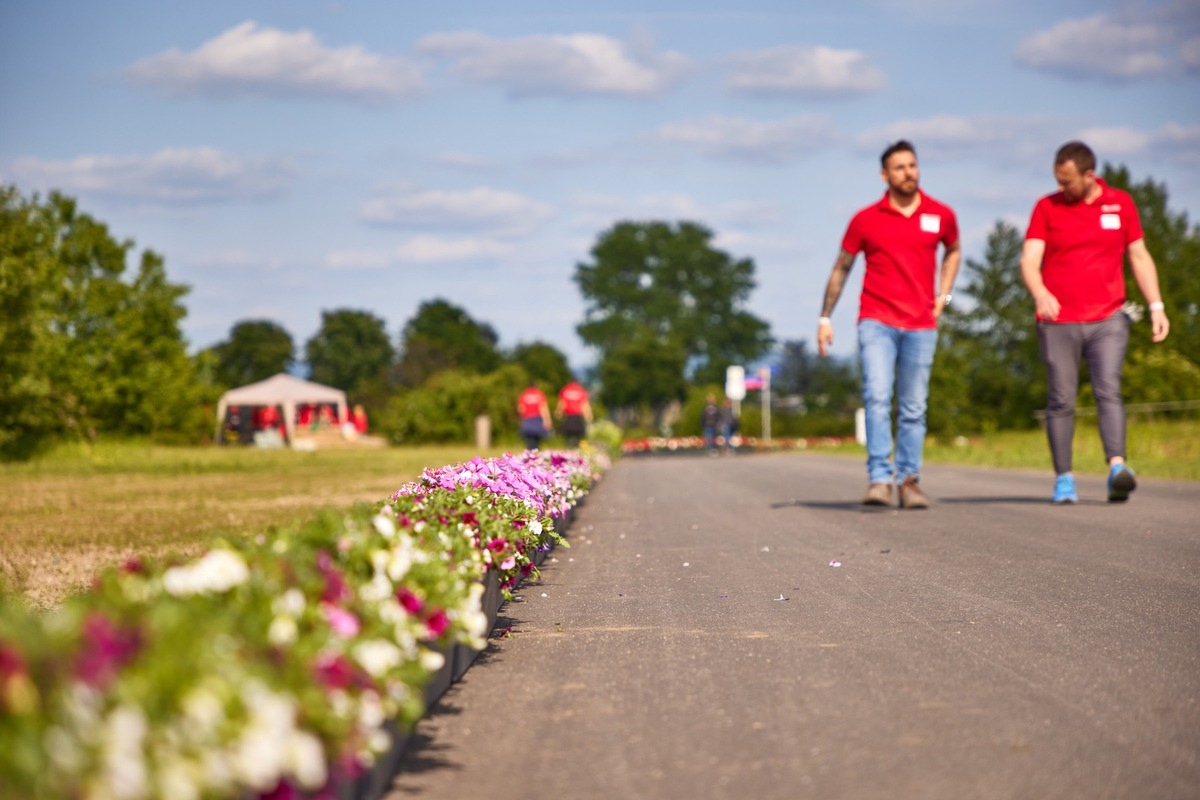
top-left (74, 612), bottom-right (142, 689)
top-left (424, 608), bottom-right (450, 639)
top-left (314, 652), bottom-right (356, 690)
top-left (261, 779), bottom-right (300, 800)
top-left (397, 587), bottom-right (424, 615)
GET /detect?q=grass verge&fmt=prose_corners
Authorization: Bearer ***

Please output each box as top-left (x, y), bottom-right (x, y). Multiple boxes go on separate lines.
top-left (803, 419), bottom-right (1200, 481)
top-left (0, 441), bottom-right (497, 607)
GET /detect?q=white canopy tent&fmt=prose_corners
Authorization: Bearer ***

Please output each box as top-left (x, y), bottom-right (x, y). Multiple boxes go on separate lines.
top-left (215, 373), bottom-right (349, 446)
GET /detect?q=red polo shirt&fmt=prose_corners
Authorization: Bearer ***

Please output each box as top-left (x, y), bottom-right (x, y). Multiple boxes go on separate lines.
top-left (841, 190), bottom-right (959, 329)
top-left (1024, 178), bottom-right (1143, 323)
top-left (558, 382), bottom-right (588, 415)
top-left (518, 387), bottom-right (546, 419)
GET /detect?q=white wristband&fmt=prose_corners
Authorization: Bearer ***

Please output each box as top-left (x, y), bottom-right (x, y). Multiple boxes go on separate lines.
top-left (818, 316), bottom-right (832, 325)
top-left (1149, 301), bottom-right (1165, 312)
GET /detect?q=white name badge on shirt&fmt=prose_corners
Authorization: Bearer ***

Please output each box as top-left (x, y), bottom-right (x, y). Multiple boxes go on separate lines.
top-left (919, 214), bottom-right (941, 233)
top-left (1100, 213), bottom-right (1121, 230)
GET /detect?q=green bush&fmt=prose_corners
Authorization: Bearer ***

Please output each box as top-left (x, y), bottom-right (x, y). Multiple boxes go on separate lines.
top-left (378, 365), bottom-right (530, 445)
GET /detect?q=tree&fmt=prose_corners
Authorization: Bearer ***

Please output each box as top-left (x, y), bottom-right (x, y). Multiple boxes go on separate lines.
top-left (396, 299), bottom-right (500, 386)
top-left (210, 320), bottom-right (295, 388)
top-left (595, 337), bottom-right (689, 425)
top-left (929, 221), bottom-right (1043, 433)
top-left (1102, 164), bottom-right (1200, 368)
top-left (509, 341), bottom-right (574, 391)
top-left (0, 186), bottom-right (203, 457)
top-left (775, 339), bottom-right (859, 414)
top-left (305, 309), bottom-right (395, 399)
top-left (574, 221), bottom-right (772, 388)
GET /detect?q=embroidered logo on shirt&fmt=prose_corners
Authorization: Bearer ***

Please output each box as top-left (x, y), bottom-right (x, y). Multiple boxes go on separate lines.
top-left (919, 214), bottom-right (941, 233)
top-left (1101, 204), bottom-right (1122, 212)
top-left (1100, 213), bottom-right (1121, 230)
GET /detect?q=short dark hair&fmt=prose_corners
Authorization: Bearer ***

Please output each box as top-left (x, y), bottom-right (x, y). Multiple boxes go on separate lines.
top-left (1055, 140), bottom-right (1096, 174)
top-left (881, 140), bottom-right (916, 169)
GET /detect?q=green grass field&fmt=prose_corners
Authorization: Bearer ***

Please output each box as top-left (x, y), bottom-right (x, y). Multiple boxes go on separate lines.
top-left (3, 421), bottom-right (1195, 607)
top-left (804, 419), bottom-right (1200, 481)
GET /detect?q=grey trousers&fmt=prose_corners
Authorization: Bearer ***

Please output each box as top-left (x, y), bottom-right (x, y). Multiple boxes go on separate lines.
top-left (1037, 311), bottom-right (1129, 475)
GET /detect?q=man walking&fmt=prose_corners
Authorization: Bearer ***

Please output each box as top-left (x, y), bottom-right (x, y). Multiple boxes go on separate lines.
top-left (818, 140), bottom-right (960, 508)
top-left (1019, 141), bottom-right (1170, 504)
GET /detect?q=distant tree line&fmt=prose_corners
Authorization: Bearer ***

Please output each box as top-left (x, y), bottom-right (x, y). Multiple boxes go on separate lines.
top-left (3, 164), bottom-right (1197, 459)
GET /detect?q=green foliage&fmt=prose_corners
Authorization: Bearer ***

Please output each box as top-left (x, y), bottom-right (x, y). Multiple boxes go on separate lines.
top-left (929, 220), bottom-right (1044, 434)
top-left (304, 308), bottom-right (395, 401)
top-left (508, 340), bottom-right (575, 390)
top-left (208, 319), bottom-right (295, 388)
top-left (0, 186), bottom-right (205, 459)
top-left (395, 299), bottom-right (501, 387)
top-left (1080, 347), bottom-right (1200, 406)
top-left (775, 339), bottom-right (860, 415)
top-left (379, 364), bottom-right (529, 444)
top-left (1102, 164), bottom-right (1200, 365)
top-left (574, 220), bottom-right (772, 390)
top-left (596, 337), bottom-right (689, 416)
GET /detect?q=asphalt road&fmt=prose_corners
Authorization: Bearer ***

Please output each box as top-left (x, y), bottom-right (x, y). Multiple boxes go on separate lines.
top-left (386, 453), bottom-right (1200, 800)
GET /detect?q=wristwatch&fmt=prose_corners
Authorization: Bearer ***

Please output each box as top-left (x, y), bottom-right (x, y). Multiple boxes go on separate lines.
top-left (940, 294), bottom-right (953, 305)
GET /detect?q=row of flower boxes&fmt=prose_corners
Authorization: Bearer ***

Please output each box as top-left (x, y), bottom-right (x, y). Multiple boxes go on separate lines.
top-left (0, 450), bottom-right (607, 800)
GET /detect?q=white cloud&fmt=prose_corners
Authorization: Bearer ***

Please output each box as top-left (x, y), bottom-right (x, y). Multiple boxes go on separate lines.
top-left (858, 114), bottom-right (1062, 163)
top-left (1015, 11), bottom-right (1188, 80)
top-left (1077, 126), bottom-right (1153, 156)
top-left (326, 236), bottom-right (512, 268)
top-left (124, 20), bottom-right (423, 102)
top-left (359, 186), bottom-right (553, 234)
top-left (8, 147), bottom-right (295, 204)
top-left (653, 114), bottom-right (839, 161)
top-left (1183, 37), bottom-right (1200, 70)
top-left (724, 45), bottom-right (886, 96)
top-left (567, 192), bottom-right (782, 235)
top-left (417, 29), bottom-right (691, 96)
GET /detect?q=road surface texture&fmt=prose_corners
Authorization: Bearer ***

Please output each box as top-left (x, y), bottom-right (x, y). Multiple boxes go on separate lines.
top-left (387, 453), bottom-right (1199, 800)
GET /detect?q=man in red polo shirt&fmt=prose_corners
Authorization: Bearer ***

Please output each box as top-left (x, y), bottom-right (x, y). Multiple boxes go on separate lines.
top-left (556, 379), bottom-right (592, 448)
top-left (818, 140), bottom-right (960, 508)
top-left (1020, 140), bottom-right (1170, 504)
top-left (517, 382), bottom-right (552, 451)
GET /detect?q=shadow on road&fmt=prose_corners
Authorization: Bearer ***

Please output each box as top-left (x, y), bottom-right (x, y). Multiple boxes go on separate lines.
top-left (771, 496), bottom-right (1109, 509)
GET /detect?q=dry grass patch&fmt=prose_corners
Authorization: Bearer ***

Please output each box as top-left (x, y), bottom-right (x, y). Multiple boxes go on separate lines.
top-left (0, 442), bottom-right (495, 607)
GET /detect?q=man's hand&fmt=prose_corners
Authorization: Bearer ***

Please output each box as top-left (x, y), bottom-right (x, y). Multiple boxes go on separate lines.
top-left (817, 318), bottom-right (834, 358)
top-left (1151, 308), bottom-right (1170, 342)
top-left (1034, 289), bottom-right (1061, 321)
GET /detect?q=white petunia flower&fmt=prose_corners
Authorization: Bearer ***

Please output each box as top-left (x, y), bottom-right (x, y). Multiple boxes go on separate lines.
top-left (353, 639), bottom-right (403, 678)
top-left (273, 588), bottom-right (306, 617)
top-left (268, 616), bottom-right (298, 646)
top-left (156, 755), bottom-right (201, 800)
top-left (163, 549), bottom-right (249, 597)
top-left (373, 513), bottom-right (397, 539)
top-left (529, 520), bottom-right (543, 536)
top-left (101, 705), bottom-right (150, 800)
top-left (420, 648), bottom-right (445, 671)
top-left (285, 731), bottom-right (327, 790)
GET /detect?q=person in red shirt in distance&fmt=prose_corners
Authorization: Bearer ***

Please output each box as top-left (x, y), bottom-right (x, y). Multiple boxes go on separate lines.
top-left (556, 380), bottom-right (593, 449)
top-left (818, 140), bottom-right (961, 509)
top-left (1020, 140), bottom-right (1170, 505)
top-left (516, 383), bottom-right (552, 451)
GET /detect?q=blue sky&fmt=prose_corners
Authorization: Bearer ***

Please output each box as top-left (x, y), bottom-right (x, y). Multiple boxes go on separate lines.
top-left (2, 0), bottom-right (1198, 369)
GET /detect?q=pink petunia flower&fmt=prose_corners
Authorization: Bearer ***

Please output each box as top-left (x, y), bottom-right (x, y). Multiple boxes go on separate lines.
top-left (321, 604), bottom-right (361, 639)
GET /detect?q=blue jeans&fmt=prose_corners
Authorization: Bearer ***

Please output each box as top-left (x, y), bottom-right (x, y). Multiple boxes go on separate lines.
top-left (858, 319), bottom-right (938, 485)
